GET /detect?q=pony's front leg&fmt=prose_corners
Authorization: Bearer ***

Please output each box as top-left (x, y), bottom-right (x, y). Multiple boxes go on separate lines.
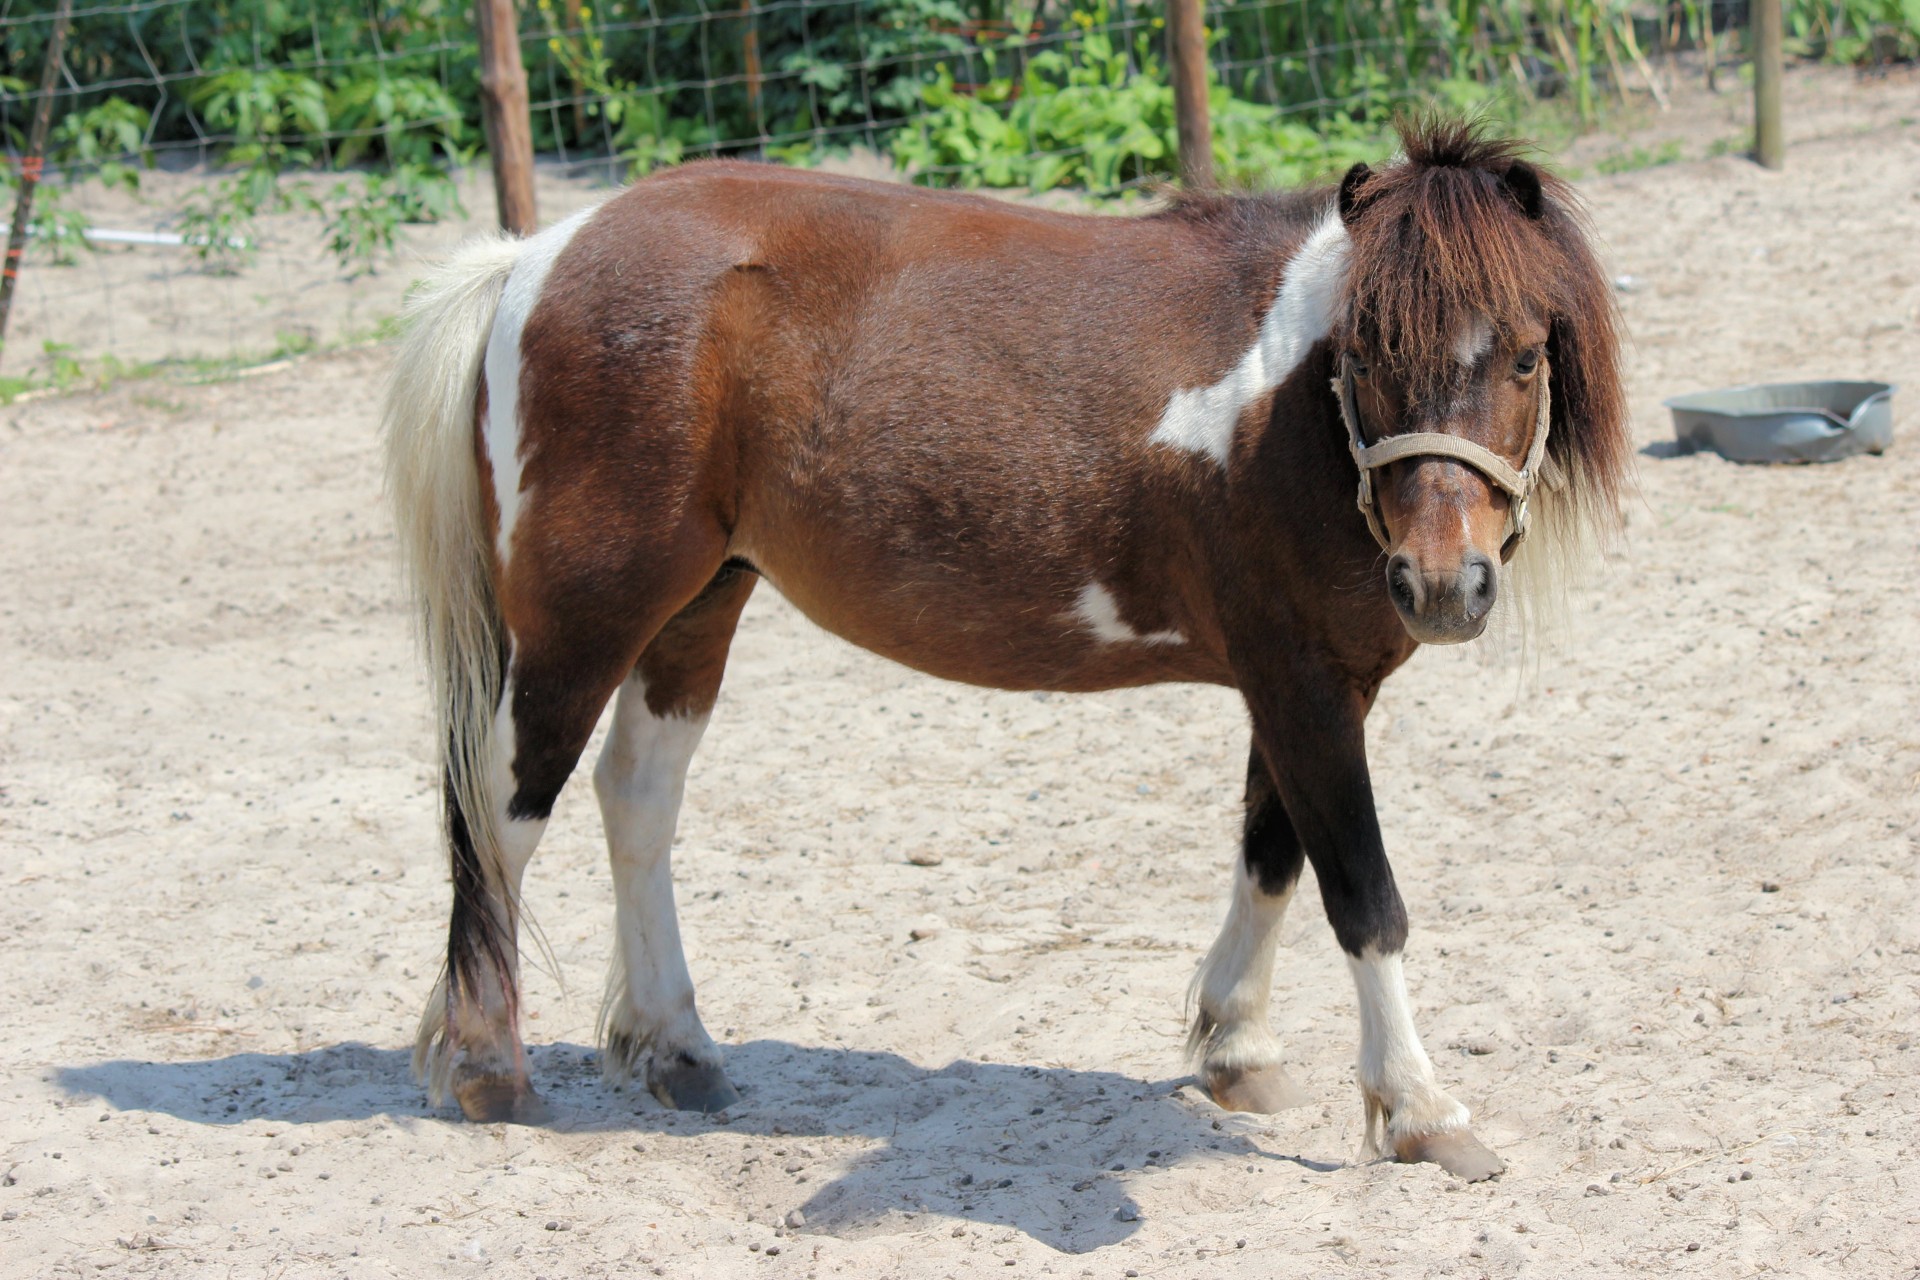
top-left (1190, 748), bottom-right (1310, 1113)
top-left (1249, 680), bottom-right (1504, 1182)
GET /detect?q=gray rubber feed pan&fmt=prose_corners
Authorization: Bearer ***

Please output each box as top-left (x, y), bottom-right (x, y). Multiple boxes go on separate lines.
top-left (1665, 380), bottom-right (1895, 463)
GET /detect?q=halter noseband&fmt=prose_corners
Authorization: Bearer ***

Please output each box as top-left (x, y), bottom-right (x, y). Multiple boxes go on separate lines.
top-left (1334, 356), bottom-right (1553, 564)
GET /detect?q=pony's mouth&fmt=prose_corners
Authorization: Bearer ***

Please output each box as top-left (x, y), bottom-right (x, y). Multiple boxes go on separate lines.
top-left (1387, 550), bottom-right (1497, 644)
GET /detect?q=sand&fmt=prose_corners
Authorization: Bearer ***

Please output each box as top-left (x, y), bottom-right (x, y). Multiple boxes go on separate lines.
top-left (3, 67), bottom-right (1918, 1279)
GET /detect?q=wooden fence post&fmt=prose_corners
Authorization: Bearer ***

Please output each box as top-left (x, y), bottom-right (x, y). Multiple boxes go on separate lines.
top-left (1753, 0), bottom-right (1784, 169)
top-left (475, 0), bottom-right (538, 234)
top-left (0, 0), bottom-right (75, 370)
top-left (1166, 0), bottom-right (1213, 191)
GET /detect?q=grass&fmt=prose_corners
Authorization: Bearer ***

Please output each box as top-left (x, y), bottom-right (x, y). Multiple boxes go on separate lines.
top-left (1591, 138), bottom-right (1687, 174)
top-left (0, 322), bottom-right (395, 406)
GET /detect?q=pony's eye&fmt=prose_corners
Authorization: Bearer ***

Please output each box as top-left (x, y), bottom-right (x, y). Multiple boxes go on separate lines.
top-left (1514, 349), bottom-right (1541, 376)
top-left (1349, 357), bottom-right (1371, 379)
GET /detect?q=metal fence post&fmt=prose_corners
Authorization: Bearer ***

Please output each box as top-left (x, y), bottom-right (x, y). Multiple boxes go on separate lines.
top-left (1167, 0), bottom-right (1214, 191)
top-left (475, 0), bottom-right (538, 234)
top-left (1753, 0), bottom-right (1784, 169)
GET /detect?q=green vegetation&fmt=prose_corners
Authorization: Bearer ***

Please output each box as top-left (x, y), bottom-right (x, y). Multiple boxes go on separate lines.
top-left (0, 328), bottom-right (375, 407)
top-left (0, 0), bottom-right (1914, 271)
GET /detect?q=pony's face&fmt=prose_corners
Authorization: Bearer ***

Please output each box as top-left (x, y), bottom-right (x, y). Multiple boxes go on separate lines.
top-left (1351, 313), bottom-right (1549, 645)
top-left (1328, 119), bottom-right (1630, 648)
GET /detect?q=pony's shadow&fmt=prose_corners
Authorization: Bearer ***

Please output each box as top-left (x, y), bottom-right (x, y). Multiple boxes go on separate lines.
top-left (56, 1039), bottom-right (1337, 1251)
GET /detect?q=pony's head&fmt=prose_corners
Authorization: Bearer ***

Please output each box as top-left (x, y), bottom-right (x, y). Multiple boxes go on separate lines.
top-left (1333, 117), bottom-right (1629, 644)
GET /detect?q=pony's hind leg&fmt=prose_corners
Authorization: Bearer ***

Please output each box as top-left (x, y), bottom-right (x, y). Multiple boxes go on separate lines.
top-left (1190, 747), bottom-right (1311, 1114)
top-left (595, 564), bottom-right (757, 1113)
top-left (421, 561), bottom-right (718, 1122)
top-left (419, 685), bottom-right (546, 1124)
top-left (420, 648), bottom-right (637, 1123)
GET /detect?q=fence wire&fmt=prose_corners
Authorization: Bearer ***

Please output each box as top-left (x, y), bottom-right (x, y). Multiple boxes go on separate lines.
top-left (0, 1), bottom-right (1855, 373)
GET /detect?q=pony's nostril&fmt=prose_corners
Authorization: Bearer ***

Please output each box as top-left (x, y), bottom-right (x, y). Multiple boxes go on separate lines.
top-left (1468, 562), bottom-right (1491, 598)
top-left (1463, 554), bottom-right (1497, 616)
top-left (1386, 555), bottom-right (1420, 614)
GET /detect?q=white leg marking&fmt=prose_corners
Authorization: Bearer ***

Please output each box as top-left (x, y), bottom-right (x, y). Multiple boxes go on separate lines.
top-left (1149, 208), bottom-right (1351, 466)
top-left (1190, 860), bottom-right (1294, 1070)
top-left (419, 675), bottom-right (550, 1101)
top-left (593, 676), bottom-right (717, 1077)
top-left (1347, 946), bottom-right (1469, 1154)
top-left (453, 678), bottom-right (549, 1038)
top-left (1451, 312), bottom-right (1493, 366)
top-left (1070, 582), bottom-right (1184, 647)
top-left (483, 204), bottom-right (601, 570)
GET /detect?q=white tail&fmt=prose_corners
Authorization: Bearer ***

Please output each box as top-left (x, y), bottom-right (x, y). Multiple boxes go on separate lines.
top-left (380, 235), bottom-right (526, 1091)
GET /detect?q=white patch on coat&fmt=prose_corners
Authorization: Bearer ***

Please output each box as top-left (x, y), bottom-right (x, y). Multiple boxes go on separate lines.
top-left (1149, 208), bottom-right (1351, 467)
top-left (593, 675), bottom-right (722, 1072)
top-left (1451, 313), bottom-right (1493, 366)
top-left (1190, 860), bottom-right (1294, 1070)
top-left (1071, 583), bottom-right (1183, 646)
top-left (1347, 947), bottom-right (1470, 1146)
top-left (483, 204), bottom-right (599, 570)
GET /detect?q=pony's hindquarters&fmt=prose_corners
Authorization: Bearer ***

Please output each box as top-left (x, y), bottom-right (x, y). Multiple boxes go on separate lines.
top-left (384, 211), bottom-right (752, 1122)
top-left (381, 234), bottom-right (538, 1120)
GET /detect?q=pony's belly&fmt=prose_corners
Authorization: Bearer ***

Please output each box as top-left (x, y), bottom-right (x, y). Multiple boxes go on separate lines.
top-left (736, 543), bottom-right (1224, 694)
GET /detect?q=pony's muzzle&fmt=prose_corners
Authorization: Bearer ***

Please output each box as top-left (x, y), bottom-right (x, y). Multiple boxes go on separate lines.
top-left (1386, 550), bottom-right (1497, 644)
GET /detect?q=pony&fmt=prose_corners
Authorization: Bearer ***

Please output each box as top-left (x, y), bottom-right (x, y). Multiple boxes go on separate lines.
top-left (381, 116), bottom-right (1628, 1181)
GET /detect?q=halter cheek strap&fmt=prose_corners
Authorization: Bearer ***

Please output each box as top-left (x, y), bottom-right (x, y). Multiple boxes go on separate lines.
top-left (1334, 357), bottom-right (1553, 564)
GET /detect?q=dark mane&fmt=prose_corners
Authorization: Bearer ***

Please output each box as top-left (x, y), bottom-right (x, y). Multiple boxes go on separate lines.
top-left (1342, 114), bottom-right (1632, 556)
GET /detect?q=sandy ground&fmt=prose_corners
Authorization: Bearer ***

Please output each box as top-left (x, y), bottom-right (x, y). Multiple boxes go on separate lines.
top-left (4, 68), bottom-right (1920, 1280)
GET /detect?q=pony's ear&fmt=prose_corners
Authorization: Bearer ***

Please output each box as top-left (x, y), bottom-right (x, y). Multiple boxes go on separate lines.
top-left (1337, 163), bottom-right (1374, 226)
top-left (1500, 160), bottom-right (1544, 219)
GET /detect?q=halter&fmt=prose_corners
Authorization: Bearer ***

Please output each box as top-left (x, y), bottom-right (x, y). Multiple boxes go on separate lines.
top-left (1334, 356), bottom-right (1553, 564)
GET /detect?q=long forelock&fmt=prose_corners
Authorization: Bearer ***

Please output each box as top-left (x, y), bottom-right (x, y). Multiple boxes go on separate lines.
top-left (1340, 160), bottom-right (1572, 402)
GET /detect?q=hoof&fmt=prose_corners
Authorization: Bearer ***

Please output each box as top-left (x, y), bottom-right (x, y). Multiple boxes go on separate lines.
top-left (1395, 1128), bottom-right (1504, 1182)
top-left (1204, 1062), bottom-right (1310, 1114)
top-left (453, 1073), bottom-right (551, 1125)
top-left (648, 1054), bottom-right (741, 1113)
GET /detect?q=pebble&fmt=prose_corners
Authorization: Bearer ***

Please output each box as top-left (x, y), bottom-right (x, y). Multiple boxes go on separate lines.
top-left (785, 1210), bottom-right (805, 1228)
top-left (1114, 1207), bottom-right (1138, 1222)
top-left (907, 849), bottom-right (944, 867)
top-left (545, 1220), bottom-right (568, 1232)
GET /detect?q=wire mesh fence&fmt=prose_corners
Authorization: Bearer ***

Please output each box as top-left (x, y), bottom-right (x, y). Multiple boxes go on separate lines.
top-left (0, 0), bottom-right (1905, 375)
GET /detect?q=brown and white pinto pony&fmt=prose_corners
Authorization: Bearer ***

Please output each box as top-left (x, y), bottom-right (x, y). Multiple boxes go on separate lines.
top-left (382, 118), bottom-right (1627, 1181)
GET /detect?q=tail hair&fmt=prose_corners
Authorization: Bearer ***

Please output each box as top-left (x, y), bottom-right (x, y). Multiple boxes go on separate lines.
top-left (380, 235), bottom-right (525, 1096)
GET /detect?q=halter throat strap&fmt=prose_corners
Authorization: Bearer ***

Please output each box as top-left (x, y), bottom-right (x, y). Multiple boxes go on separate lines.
top-left (1334, 357), bottom-right (1553, 563)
